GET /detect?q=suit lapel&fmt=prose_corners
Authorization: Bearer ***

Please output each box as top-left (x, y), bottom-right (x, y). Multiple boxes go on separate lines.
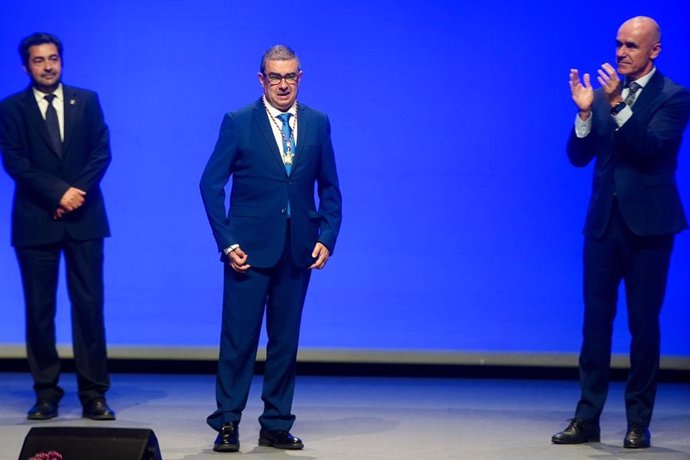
top-left (22, 88), bottom-right (60, 158)
top-left (291, 103), bottom-right (308, 173)
top-left (631, 70), bottom-right (664, 116)
top-left (252, 99), bottom-right (286, 173)
top-left (62, 85), bottom-right (77, 154)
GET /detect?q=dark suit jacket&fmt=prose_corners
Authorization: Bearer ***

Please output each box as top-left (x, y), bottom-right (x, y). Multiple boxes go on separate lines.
top-left (567, 70), bottom-right (690, 237)
top-left (200, 99), bottom-right (342, 269)
top-left (0, 84), bottom-right (111, 247)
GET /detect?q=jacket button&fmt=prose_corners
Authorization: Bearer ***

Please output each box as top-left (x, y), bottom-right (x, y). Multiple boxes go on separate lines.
top-left (281, 208), bottom-right (286, 214)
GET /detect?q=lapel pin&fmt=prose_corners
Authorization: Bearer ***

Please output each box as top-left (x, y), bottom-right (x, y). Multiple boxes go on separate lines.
top-left (70, 99), bottom-right (76, 105)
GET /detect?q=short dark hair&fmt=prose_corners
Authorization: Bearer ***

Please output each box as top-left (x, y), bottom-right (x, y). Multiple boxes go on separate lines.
top-left (19, 32), bottom-right (63, 66)
top-left (259, 44), bottom-right (300, 74)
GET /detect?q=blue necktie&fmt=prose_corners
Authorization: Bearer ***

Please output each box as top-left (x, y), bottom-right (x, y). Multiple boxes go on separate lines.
top-left (277, 113), bottom-right (293, 174)
top-left (44, 94), bottom-right (62, 156)
top-left (277, 113), bottom-right (293, 216)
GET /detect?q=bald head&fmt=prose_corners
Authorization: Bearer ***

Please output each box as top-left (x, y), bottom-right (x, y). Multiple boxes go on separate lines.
top-left (619, 16), bottom-right (661, 43)
top-left (616, 16), bottom-right (662, 80)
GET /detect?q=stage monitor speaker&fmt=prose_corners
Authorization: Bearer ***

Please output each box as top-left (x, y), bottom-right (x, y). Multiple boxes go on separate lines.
top-left (19, 427), bottom-right (162, 460)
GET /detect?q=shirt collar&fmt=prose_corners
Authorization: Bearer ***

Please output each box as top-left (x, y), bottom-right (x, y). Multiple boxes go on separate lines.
top-left (627, 67), bottom-right (656, 89)
top-left (32, 83), bottom-right (64, 104)
top-left (262, 95), bottom-right (297, 118)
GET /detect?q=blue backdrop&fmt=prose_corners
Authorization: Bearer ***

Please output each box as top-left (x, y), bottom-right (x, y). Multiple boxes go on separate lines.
top-left (1, 1), bottom-right (688, 359)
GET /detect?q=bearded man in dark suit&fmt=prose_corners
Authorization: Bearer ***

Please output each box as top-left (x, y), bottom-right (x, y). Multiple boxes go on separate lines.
top-left (0, 32), bottom-right (115, 421)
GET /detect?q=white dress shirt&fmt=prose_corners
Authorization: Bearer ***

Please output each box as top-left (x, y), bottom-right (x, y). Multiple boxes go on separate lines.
top-left (262, 95), bottom-right (298, 152)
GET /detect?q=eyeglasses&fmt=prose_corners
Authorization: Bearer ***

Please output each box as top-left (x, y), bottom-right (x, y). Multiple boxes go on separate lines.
top-left (264, 73), bottom-right (299, 86)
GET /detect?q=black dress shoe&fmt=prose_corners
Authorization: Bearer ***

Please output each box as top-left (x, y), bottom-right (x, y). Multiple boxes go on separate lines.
top-left (27, 399), bottom-right (58, 420)
top-left (214, 424), bottom-right (239, 452)
top-left (624, 424), bottom-right (650, 448)
top-left (82, 398), bottom-right (116, 420)
top-left (552, 418), bottom-right (600, 444)
top-left (258, 429), bottom-right (304, 450)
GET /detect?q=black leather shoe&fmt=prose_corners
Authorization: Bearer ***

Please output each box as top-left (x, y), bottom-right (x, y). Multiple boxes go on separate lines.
top-left (258, 429), bottom-right (304, 450)
top-left (27, 399), bottom-right (58, 420)
top-left (552, 418), bottom-right (600, 444)
top-left (214, 424), bottom-right (240, 452)
top-left (624, 424), bottom-right (650, 448)
top-left (82, 398), bottom-right (116, 420)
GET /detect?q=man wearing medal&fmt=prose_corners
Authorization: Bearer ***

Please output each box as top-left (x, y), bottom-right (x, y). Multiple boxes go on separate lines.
top-left (200, 45), bottom-right (342, 453)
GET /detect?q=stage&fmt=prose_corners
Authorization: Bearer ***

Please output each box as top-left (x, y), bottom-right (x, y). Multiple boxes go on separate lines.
top-left (1, 372), bottom-right (688, 459)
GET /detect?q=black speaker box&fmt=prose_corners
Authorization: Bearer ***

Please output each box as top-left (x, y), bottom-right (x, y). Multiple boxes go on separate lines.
top-left (19, 427), bottom-right (162, 460)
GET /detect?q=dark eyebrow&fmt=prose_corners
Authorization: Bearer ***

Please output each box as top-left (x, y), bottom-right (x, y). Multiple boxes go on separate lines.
top-left (616, 39), bottom-right (639, 48)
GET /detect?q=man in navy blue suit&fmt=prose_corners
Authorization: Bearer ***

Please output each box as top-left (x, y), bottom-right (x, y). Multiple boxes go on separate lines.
top-left (200, 44), bottom-right (342, 453)
top-left (0, 32), bottom-right (115, 421)
top-left (552, 16), bottom-right (690, 449)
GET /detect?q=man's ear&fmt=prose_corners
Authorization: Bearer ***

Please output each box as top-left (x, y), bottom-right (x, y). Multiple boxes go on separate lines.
top-left (650, 42), bottom-right (661, 60)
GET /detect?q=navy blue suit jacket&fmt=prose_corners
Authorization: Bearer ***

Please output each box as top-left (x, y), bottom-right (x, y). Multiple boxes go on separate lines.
top-left (567, 70), bottom-right (690, 237)
top-left (0, 85), bottom-right (111, 247)
top-left (200, 99), bottom-right (342, 268)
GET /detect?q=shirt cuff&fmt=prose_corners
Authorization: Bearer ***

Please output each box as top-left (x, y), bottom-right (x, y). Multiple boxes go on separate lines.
top-left (575, 113), bottom-right (592, 138)
top-left (223, 244), bottom-right (239, 255)
top-left (611, 106), bottom-right (633, 128)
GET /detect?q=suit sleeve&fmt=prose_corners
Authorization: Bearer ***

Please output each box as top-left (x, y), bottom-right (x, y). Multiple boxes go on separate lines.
top-left (72, 92), bottom-right (112, 193)
top-left (566, 93), bottom-right (602, 168)
top-left (0, 99), bottom-right (70, 210)
top-left (567, 126), bottom-right (597, 167)
top-left (615, 87), bottom-right (690, 164)
top-left (315, 115), bottom-right (342, 253)
top-left (200, 113), bottom-right (239, 252)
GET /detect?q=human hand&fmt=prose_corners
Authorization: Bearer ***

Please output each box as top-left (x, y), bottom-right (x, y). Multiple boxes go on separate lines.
top-left (596, 62), bottom-right (623, 106)
top-left (309, 242), bottom-right (330, 270)
top-left (569, 68), bottom-right (594, 118)
top-left (53, 207), bottom-right (66, 219)
top-left (59, 187), bottom-right (86, 211)
top-left (228, 246), bottom-right (251, 272)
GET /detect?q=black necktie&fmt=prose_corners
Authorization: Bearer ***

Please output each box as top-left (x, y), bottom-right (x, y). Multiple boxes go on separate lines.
top-left (44, 94), bottom-right (62, 156)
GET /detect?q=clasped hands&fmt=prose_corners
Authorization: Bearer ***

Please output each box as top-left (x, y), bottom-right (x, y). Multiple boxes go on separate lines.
top-left (53, 186), bottom-right (86, 219)
top-left (569, 63), bottom-right (625, 120)
top-left (228, 242), bottom-right (330, 273)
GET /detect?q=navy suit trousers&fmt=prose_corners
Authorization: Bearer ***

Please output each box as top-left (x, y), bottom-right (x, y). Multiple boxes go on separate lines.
top-left (576, 199), bottom-right (674, 427)
top-left (207, 222), bottom-right (312, 432)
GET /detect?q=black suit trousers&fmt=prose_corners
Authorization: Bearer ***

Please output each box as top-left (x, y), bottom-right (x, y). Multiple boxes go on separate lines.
top-left (576, 199), bottom-right (674, 427)
top-left (15, 237), bottom-right (110, 404)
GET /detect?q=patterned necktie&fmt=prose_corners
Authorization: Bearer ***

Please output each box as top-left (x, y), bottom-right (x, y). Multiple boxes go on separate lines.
top-left (624, 82), bottom-right (641, 107)
top-left (44, 94), bottom-right (62, 156)
top-left (277, 113), bottom-right (293, 174)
